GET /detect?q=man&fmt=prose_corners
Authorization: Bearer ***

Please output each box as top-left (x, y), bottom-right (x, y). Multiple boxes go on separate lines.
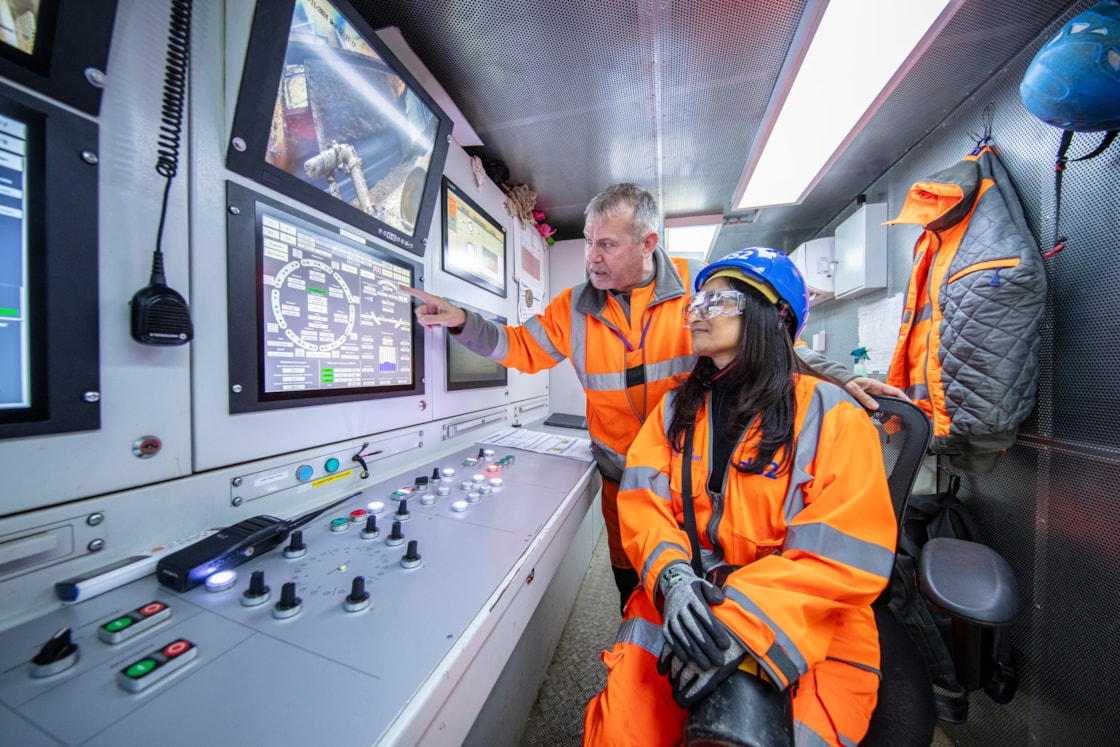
top-left (402, 183), bottom-right (903, 612)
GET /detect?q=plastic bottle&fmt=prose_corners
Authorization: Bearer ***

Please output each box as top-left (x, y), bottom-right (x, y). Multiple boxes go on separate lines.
top-left (851, 347), bottom-right (870, 377)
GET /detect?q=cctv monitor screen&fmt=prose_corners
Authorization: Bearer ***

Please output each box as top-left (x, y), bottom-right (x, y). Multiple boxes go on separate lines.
top-left (226, 181), bottom-right (423, 414)
top-left (227, 0), bottom-right (452, 256)
top-left (0, 83), bottom-right (99, 439)
top-left (445, 302), bottom-right (507, 392)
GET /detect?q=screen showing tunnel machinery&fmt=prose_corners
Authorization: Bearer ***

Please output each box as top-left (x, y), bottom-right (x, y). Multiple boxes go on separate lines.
top-left (226, 0), bottom-right (452, 257)
top-left (226, 182), bottom-right (423, 414)
top-left (0, 83), bottom-right (99, 440)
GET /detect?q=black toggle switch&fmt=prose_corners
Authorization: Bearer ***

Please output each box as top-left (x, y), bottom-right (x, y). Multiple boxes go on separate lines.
top-left (394, 498), bottom-right (411, 522)
top-left (414, 475), bottom-right (429, 488)
top-left (344, 576), bottom-right (370, 612)
top-left (283, 529), bottom-right (307, 558)
top-left (272, 581), bottom-right (302, 619)
top-left (30, 628), bottom-right (79, 678)
top-left (360, 514), bottom-right (380, 540)
top-left (477, 448), bottom-right (487, 459)
top-left (431, 467), bottom-right (441, 483)
top-left (401, 540), bottom-right (422, 569)
top-left (386, 520), bottom-right (405, 547)
top-left (242, 570), bottom-right (271, 607)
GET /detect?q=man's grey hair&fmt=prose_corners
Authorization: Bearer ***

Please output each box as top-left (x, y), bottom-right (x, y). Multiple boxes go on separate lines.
top-left (585, 183), bottom-right (660, 244)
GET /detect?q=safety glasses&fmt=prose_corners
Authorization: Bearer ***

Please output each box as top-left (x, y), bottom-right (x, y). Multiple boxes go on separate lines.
top-left (682, 289), bottom-right (746, 325)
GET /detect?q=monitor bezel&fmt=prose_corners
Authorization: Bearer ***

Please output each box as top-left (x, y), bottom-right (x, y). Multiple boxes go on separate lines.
top-left (444, 301), bottom-right (508, 393)
top-left (225, 180), bottom-right (425, 414)
top-left (0, 0), bottom-right (118, 116)
top-left (0, 81), bottom-right (100, 440)
top-left (441, 176), bottom-right (508, 298)
top-left (225, 0), bottom-right (452, 258)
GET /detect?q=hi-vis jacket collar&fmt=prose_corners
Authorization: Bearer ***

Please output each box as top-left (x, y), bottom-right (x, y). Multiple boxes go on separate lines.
top-left (885, 158), bottom-right (982, 232)
top-left (573, 246), bottom-right (689, 319)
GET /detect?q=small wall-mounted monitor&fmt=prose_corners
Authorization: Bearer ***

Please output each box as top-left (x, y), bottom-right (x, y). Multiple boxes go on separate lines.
top-left (445, 302), bottom-right (507, 392)
top-left (225, 181), bottom-right (423, 414)
top-left (0, 0), bottom-right (119, 115)
top-left (441, 177), bottom-right (507, 297)
top-left (226, 0), bottom-right (452, 257)
top-left (0, 82), bottom-right (99, 440)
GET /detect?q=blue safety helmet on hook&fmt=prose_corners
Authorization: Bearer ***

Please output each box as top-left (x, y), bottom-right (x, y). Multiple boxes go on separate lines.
top-left (695, 247), bottom-right (810, 340)
top-left (1019, 0), bottom-right (1120, 132)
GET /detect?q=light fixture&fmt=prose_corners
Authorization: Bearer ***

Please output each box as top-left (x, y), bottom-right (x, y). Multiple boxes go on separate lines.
top-left (664, 214), bottom-right (723, 263)
top-left (733, 0), bottom-right (963, 211)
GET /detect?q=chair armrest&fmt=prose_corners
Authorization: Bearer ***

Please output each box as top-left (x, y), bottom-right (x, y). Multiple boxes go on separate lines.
top-left (918, 537), bottom-right (1019, 627)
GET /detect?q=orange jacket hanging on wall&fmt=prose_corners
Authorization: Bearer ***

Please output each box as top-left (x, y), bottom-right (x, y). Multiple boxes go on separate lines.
top-left (885, 145), bottom-right (1046, 472)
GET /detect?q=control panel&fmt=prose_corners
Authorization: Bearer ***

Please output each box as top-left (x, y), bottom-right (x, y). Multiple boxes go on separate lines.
top-left (0, 443), bottom-right (596, 746)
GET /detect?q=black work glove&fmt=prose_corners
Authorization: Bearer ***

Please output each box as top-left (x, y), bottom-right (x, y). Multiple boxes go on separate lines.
top-left (657, 638), bottom-right (747, 708)
top-left (658, 562), bottom-right (730, 670)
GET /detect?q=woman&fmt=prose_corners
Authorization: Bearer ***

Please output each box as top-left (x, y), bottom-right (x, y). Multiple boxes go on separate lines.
top-left (583, 247), bottom-right (897, 747)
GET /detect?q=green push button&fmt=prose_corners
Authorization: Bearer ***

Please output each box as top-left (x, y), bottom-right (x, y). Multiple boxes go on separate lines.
top-left (104, 617), bottom-right (133, 633)
top-left (325, 457), bottom-right (340, 473)
top-left (125, 659), bottom-right (157, 678)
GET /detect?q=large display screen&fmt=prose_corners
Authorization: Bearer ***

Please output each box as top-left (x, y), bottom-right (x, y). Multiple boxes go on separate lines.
top-left (227, 0), bottom-right (452, 257)
top-left (441, 177), bottom-right (507, 297)
top-left (226, 181), bottom-right (423, 414)
top-left (446, 302), bottom-right (507, 392)
top-left (0, 0), bottom-right (118, 115)
top-left (0, 83), bottom-right (99, 440)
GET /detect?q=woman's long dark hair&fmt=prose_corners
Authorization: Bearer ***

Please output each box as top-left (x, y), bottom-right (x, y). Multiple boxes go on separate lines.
top-left (668, 277), bottom-right (826, 476)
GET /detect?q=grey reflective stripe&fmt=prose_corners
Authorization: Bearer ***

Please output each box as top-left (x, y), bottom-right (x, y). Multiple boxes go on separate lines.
top-left (795, 719), bottom-right (836, 747)
top-left (662, 389), bottom-right (679, 435)
top-left (491, 324), bottom-right (511, 360)
top-left (838, 732), bottom-right (860, 747)
top-left (782, 384), bottom-right (852, 525)
top-left (640, 540), bottom-right (690, 588)
top-left (902, 309), bottom-right (912, 323)
top-left (523, 315), bottom-right (565, 363)
top-left (615, 616), bottom-right (663, 657)
top-left (570, 291), bottom-right (589, 388)
top-left (620, 465), bottom-right (671, 501)
top-left (582, 355), bottom-right (695, 391)
top-left (724, 586), bottom-right (808, 682)
top-left (914, 302), bottom-right (934, 323)
top-left (905, 383), bottom-right (930, 402)
top-left (784, 523), bottom-right (894, 580)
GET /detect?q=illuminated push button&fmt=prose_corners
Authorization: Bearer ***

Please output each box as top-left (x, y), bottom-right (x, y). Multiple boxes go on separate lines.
top-left (324, 457), bottom-right (340, 473)
top-left (486, 463), bottom-right (501, 474)
top-left (283, 530), bottom-right (307, 559)
top-left (349, 509), bottom-right (367, 523)
top-left (419, 493), bottom-right (435, 506)
top-left (472, 474), bottom-right (486, 484)
top-left (117, 639), bottom-right (197, 692)
top-left (460, 481), bottom-right (474, 492)
top-left (366, 500), bottom-right (385, 514)
top-left (205, 570), bottom-right (237, 593)
top-left (440, 467), bottom-right (456, 478)
top-left (462, 457), bottom-right (479, 467)
top-left (98, 602), bottom-right (171, 644)
top-left (296, 465), bottom-right (314, 482)
top-left (489, 478), bottom-right (504, 488)
top-left (481, 448), bottom-right (495, 459)
top-left (478, 485), bottom-right (492, 496)
top-left (241, 570), bottom-right (270, 607)
top-left (436, 486), bottom-right (451, 497)
top-left (272, 582), bottom-right (302, 619)
top-left (329, 517), bottom-right (350, 533)
top-left (467, 492), bottom-right (482, 504)
top-left (450, 500), bottom-right (469, 513)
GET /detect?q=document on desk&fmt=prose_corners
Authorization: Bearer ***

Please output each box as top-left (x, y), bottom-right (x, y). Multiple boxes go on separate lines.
top-left (479, 429), bottom-right (595, 462)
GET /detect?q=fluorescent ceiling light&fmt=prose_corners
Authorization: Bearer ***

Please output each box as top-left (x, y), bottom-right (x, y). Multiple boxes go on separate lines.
top-left (733, 0), bottom-right (962, 211)
top-left (664, 215), bottom-right (722, 262)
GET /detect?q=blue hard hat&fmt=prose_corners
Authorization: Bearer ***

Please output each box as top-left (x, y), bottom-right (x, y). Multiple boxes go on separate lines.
top-left (695, 247), bottom-right (810, 339)
top-left (1019, 0), bottom-right (1120, 131)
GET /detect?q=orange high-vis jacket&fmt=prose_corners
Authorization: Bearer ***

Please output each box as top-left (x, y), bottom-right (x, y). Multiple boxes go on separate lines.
top-left (617, 376), bottom-right (896, 693)
top-left (455, 248), bottom-right (697, 482)
top-left (885, 146), bottom-right (1046, 469)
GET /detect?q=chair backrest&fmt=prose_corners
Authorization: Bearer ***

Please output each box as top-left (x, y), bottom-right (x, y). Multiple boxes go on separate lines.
top-left (867, 396), bottom-right (933, 524)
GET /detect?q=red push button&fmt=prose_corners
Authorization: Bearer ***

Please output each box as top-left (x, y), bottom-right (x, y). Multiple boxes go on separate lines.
top-left (163, 639), bottom-right (191, 657)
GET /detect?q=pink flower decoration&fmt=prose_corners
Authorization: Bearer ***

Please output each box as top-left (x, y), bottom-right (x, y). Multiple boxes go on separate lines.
top-left (532, 209), bottom-right (547, 222)
top-left (535, 222), bottom-right (557, 238)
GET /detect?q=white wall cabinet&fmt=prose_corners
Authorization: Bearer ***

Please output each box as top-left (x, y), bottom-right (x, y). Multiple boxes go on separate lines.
top-left (790, 236), bottom-right (836, 306)
top-left (834, 202), bottom-right (888, 299)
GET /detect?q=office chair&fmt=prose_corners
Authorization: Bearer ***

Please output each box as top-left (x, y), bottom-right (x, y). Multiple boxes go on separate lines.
top-left (686, 396), bottom-right (1019, 747)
